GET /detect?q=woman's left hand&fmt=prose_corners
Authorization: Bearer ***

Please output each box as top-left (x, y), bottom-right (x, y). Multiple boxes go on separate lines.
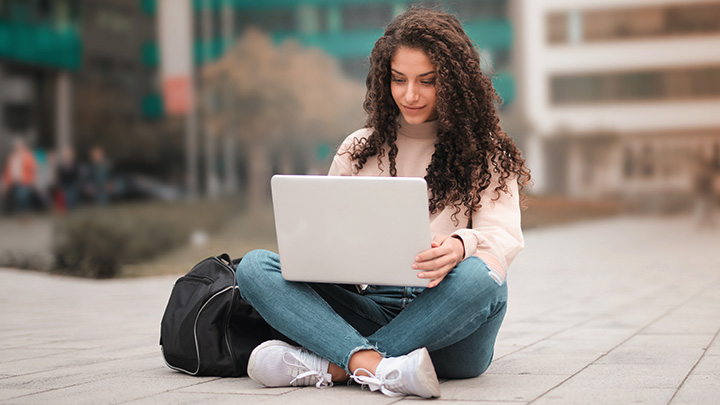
top-left (412, 234), bottom-right (465, 288)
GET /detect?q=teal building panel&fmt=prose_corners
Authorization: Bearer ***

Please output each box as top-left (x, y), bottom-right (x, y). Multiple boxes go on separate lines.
top-left (270, 19), bottom-right (511, 60)
top-left (140, 0), bottom-right (157, 16)
top-left (0, 22), bottom-right (82, 70)
top-left (464, 19), bottom-right (512, 49)
top-left (272, 28), bottom-right (384, 59)
top-left (207, 0), bottom-right (402, 11)
top-left (142, 41), bottom-right (159, 68)
top-left (142, 92), bottom-right (165, 119)
top-left (492, 71), bottom-right (515, 105)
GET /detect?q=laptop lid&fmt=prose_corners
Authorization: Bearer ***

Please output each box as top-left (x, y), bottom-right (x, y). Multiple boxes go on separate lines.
top-left (271, 175), bottom-right (431, 287)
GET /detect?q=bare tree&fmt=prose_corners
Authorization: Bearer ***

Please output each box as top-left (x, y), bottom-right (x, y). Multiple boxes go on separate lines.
top-left (203, 29), bottom-right (365, 212)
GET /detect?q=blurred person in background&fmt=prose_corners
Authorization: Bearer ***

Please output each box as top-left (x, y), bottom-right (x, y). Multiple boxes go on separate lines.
top-left (237, 7), bottom-right (530, 399)
top-left (693, 156), bottom-right (716, 228)
top-left (1, 137), bottom-right (37, 215)
top-left (32, 148), bottom-right (54, 211)
top-left (85, 146), bottom-right (112, 204)
top-left (55, 146), bottom-right (81, 211)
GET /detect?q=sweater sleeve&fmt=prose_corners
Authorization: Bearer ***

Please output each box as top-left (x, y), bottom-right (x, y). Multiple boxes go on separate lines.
top-left (451, 173), bottom-right (524, 284)
top-left (328, 130), bottom-right (369, 176)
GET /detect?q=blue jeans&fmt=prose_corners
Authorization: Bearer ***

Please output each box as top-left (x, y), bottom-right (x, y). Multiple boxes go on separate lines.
top-left (236, 249), bottom-right (507, 379)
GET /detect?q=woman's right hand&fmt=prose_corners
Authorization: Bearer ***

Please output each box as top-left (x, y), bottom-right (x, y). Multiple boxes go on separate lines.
top-left (412, 234), bottom-right (465, 288)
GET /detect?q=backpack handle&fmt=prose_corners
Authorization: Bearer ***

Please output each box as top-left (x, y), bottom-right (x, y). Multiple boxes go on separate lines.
top-left (217, 253), bottom-right (233, 266)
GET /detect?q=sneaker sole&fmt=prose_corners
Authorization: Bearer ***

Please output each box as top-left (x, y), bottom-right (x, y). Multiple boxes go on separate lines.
top-left (247, 339), bottom-right (297, 384)
top-left (411, 347), bottom-right (441, 398)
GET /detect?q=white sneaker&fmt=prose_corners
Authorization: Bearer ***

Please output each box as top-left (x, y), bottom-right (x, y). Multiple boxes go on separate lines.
top-left (351, 347), bottom-right (440, 398)
top-left (247, 340), bottom-right (333, 388)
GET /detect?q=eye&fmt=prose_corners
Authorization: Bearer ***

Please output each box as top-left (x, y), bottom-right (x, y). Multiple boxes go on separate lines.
top-left (421, 79), bottom-right (436, 86)
top-left (391, 77), bottom-right (406, 83)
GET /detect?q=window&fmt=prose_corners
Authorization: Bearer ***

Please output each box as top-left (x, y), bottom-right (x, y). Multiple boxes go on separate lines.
top-left (94, 7), bottom-right (132, 34)
top-left (547, 13), bottom-right (567, 44)
top-left (623, 147), bottom-right (635, 179)
top-left (551, 66), bottom-right (720, 105)
top-left (548, 3), bottom-right (720, 44)
top-left (452, 0), bottom-right (507, 20)
top-left (236, 9), bottom-right (296, 33)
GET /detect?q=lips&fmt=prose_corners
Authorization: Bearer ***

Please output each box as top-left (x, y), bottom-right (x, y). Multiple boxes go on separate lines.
top-left (403, 105), bottom-right (425, 112)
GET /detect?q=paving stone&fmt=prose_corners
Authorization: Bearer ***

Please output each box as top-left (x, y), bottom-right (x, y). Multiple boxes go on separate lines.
top-left (594, 346), bottom-right (704, 368)
top-left (0, 388), bottom-right (37, 401)
top-left (0, 347), bottom-right (72, 363)
top-left (439, 374), bottom-right (567, 402)
top-left (671, 375), bottom-right (720, 405)
top-left (644, 310), bottom-right (720, 335)
top-left (0, 352), bottom-right (118, 376)
top-left (691, 354), bottom-right (720, 376)
top-left (399, 400), bottom-right (519, 405)
top-left (705, 336), bottom-right (720, 356)
top-left (2, 376), bottom-right (203, 404)
top-left (275, 383), bottom-right (399, 404)
top-left (177, 376), bottom-right (297, 395)
top-left (486, 353), bottom-right (597, 376)
top-left (559, 364), bottom-right (690, 389)
top-left (621, 333), bottom-right (715, 350)
top-left (123, 392), bottom-right (281, 405)
top-left (534, 387), bottom-right (675, 405)
top-left (517, 332), bottom-right (631, 357)
top-left (0, 355), bottom-right (170, 391)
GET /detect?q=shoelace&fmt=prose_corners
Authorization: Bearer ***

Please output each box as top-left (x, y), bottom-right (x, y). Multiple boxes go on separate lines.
top-left (351, 368), bottom-right (404, 397)
top-left (283, 351), bottom-right (333, 389)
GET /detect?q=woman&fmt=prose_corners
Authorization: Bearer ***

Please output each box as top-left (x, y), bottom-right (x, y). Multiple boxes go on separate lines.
top-left (237, 7), bottom-right (530, 398)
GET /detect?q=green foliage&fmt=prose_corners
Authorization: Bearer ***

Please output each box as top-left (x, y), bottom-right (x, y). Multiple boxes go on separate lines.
top-left (53, 198), bottom-right (239, 278)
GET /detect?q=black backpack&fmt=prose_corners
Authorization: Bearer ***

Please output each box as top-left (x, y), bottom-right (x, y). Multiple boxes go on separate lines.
top-left (160, 253), bottom-right (292, 377)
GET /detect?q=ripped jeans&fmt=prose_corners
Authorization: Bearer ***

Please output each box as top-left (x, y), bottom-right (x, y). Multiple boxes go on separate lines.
top-left (236, 249), bottom-right (507, 378)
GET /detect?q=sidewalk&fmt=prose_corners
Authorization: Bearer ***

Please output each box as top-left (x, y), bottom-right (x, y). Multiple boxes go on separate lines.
top-left (1, 214), bottom-right (719, 404)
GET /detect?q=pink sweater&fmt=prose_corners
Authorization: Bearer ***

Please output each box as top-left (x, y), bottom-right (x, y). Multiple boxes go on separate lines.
top-left (328, 116), bottom-right (524, 284)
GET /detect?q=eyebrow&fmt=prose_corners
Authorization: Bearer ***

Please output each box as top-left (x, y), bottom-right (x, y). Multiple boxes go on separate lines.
top-left (391, 69), bottom-right (436, 77)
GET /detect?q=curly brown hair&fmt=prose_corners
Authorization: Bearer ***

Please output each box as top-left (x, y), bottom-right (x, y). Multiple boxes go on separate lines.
top-left (346, 7), bottom-right (530, 223)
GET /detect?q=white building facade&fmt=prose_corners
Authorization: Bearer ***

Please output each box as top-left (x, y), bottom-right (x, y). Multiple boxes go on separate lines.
top-left (519, 0), bottom-right (720, 206)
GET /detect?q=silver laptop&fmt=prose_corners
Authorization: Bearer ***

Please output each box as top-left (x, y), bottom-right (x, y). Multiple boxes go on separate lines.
top-left (271, 175), bottom-right (431, 287)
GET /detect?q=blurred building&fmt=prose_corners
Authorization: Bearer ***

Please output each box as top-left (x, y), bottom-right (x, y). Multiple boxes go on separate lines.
top-left (0, 0), bottom-right (80, 160)
top-left (521, 0), bottom-right (720, 207)
top-left (190, 0), bottom-right (516, 106)
top-left (0, 0), bottom-right (171, 174)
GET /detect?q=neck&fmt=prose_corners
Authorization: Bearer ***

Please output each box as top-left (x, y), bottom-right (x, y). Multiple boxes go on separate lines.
top-left (397, 115), bottom-right (438, 139)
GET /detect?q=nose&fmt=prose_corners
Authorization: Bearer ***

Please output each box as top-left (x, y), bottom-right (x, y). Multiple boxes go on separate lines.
top-left (405, 83), bottom-right (420, 104)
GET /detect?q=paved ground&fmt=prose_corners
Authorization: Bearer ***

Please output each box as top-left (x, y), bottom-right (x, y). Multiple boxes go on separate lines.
top-left (1, 214), bottom-right (719, 404)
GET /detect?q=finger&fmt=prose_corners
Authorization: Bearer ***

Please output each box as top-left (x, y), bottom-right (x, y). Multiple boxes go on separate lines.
top-left (427, 274), bottom-right (447, 288)
top-left (417, 268), bottom-right (444, 280)
top-left (413, 253), bottom-right (454, 271)
top-left (415, 247), bottom-right (443, 262)
top-left (417, 262), bottom-right (454, 280)
top-left (416, 243), bottom-right (456, 263)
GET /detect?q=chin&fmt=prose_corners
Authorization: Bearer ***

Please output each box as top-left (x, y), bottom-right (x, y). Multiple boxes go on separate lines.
top-left (402, 114), bottom-right (430, 125)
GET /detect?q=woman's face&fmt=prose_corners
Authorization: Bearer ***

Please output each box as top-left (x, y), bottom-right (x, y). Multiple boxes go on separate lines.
top-left (390, 47), bottom-right (438, 124)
